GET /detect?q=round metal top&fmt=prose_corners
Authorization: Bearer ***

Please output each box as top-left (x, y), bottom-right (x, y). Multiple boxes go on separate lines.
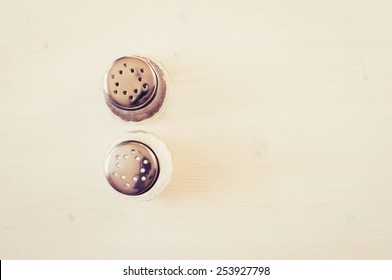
top-left (106, 56), bottom-right (157, 111)
top-left (104, 141), bottom-right (160, 196)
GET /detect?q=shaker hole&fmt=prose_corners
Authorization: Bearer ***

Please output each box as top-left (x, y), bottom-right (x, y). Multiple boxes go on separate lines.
top-left (116, 163), bottom-right (121, 168)
top-left (140, 168), bottom-right (146, 173)
top-left (129, 95), bottom-right (134, 100)
top-left (134, 89), bottom-right (138, 94)
top-left (135, 156), bottom-right (141, 161)
top-left (132, 176), bottom-right (138, 182)
top-left (115, 82), bottom-right (119, 86)
top-left (113, 172), bottom-right (118, 177)
top-left (123, 63), bottom-right (127, 67)
top-left (123, 154), bottom-right (129, 159)
top-left (113, 90), bottom-right (118, 94)
top-left (143, 159), bottom-right (148, 164)
top-left (125, 182), bottom-right (130, 188)
top-left (111, 75), bottom-right (115, 79)
top-left (138, 77), bottom-right (142, 82)
top-left (140, 68), bottom-right (144, 73)
top-left (130, 68), bottom-right (135, 73)
top-left (123, 91), bottom-right (127, 95)
top-left (141, 176), bottom-right (146, 181)
top-left (119, 70), bottom-right (123, 74)
top-left (131, 149), bottom-right (136, 153)
top-left (121, 175), bottom-right (126, 180)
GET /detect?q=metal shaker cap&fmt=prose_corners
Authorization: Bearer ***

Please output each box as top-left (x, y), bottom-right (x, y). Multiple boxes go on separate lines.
top-left (105, 141), bottom-right (159, 195)
top-left (103, 56), bottom-right (168, 122)
top-left (104, 131), bottom-right (172, 199)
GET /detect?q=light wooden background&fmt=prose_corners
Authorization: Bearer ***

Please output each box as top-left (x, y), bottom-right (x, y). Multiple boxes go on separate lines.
top-left (1, 0), bottom-right (392, 259)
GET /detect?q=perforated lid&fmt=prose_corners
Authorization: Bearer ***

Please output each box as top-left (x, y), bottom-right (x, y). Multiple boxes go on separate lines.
top-left (103, 56), bottom-right (169, 122)
top-left (104, 141), bottom-right (159, 196)
top-left (106, 57), bottom-right (157, 111)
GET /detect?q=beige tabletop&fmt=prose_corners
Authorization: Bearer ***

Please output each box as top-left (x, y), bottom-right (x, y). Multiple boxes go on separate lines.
top-left (0, 0), bottom-right (391, 259)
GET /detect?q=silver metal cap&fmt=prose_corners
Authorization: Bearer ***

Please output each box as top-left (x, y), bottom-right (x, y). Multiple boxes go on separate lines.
top-left (104, 131), bottom-right (172, 199)
top-left (105, 141), bottom-right (159, 195)
top-left (103, 56), bottom-right (168, 122)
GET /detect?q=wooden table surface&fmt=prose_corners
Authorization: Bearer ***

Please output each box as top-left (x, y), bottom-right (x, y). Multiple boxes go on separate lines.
top-left (1, 0), bottom-right (391, 259)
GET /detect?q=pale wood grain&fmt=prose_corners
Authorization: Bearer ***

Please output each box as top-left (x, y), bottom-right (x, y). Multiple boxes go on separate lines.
top-left (0, 0), bottom-right (391, 259)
